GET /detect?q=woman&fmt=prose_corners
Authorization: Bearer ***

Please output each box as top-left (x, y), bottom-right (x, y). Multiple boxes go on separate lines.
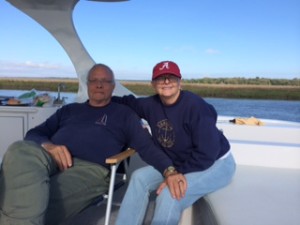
top-left (114, 61), bottom-right (236, 225)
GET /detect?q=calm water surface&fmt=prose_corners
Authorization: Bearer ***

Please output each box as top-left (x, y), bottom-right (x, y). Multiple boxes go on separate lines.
top-left (1, 90), bottom-right (299, 123)
top-left (205, 98), bottom-right (300, 123)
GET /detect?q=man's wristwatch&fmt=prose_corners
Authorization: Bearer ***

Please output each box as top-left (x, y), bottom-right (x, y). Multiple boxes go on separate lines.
top-left (164, 166), bottom-right (177, 178)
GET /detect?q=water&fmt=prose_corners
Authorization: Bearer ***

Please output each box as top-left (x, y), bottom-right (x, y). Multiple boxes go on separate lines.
top-left (205, 98), bottom-right (300, 123)
top-left (1, 90), bottom-right (300, 123)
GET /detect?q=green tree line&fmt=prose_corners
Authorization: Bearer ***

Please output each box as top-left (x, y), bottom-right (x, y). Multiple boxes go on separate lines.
top-left (184, 77), bottom-right (300, 86)
top-left (1, 78), bottom-right (300, 100)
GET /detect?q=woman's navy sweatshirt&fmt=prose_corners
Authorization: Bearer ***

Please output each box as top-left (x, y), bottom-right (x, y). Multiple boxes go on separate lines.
top-left (112, 91), bottom-right (230, 174)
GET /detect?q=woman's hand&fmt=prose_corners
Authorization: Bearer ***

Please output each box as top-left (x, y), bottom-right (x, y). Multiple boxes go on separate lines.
top-left (156, 172), bottom-right (187, 200)
top-left (41, 143), bottom-right (72, 171)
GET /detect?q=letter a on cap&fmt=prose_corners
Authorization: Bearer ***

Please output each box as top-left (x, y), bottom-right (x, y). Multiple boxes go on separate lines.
top-left (159, 62), bottom-right (170, 71)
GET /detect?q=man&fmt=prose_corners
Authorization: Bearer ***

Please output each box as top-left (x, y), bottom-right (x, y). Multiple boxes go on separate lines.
top-left (0, 64), bottom-right (183, 225)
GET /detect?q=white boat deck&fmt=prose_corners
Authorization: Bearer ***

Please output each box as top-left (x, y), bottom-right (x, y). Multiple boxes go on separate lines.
top-left (183, 117), bottom-right (300, 225)
top-left (217, 116), bottom-right (300, 169)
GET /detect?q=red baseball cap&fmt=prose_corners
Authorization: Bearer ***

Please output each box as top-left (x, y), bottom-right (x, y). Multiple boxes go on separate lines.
top-left (152, 61), bottom-right (181, 80)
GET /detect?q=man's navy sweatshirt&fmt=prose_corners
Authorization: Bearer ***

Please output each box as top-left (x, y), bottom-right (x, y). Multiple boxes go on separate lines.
top-left (25, 101), bottom-right (172, 174)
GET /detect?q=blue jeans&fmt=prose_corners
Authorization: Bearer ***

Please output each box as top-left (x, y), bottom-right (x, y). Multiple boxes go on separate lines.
top-left (116, 153), bottom-right (236, 225)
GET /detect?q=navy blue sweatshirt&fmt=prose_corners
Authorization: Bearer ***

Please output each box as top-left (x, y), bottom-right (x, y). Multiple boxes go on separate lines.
top-left (112, 91), bottom-right (230, 174)
top-left (25, 101), bottom-right (173, 174)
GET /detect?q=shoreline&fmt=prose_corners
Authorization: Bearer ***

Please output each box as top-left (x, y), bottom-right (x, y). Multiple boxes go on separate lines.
top-left (1, 78), bottom-right (300, 100)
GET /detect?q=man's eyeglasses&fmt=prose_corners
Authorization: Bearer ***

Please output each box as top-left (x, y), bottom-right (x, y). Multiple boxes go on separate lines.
top-left (87, 79), bottom-right (114, 86)
top-left (153, 75), bottom-right (180, 84)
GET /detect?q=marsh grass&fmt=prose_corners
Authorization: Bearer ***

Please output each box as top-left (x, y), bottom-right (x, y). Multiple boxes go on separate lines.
top-left (180, 83), bottom-right (300, 100)
top-left (1, 78), bottom-right (300, 100)
top-left (0, 78), bottom-right (78, 93)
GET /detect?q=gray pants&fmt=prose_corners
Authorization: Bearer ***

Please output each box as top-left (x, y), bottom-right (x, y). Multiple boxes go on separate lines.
top-left (0, 141), bottom-right (110, 225)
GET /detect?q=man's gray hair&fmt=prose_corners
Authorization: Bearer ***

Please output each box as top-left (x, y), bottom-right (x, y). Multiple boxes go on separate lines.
top-left (87, 63), bottom-right (115, 84)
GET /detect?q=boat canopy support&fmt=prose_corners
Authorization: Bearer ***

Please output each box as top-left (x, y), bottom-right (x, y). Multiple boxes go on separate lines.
top-left (6, 0), bottom-right (131, 102)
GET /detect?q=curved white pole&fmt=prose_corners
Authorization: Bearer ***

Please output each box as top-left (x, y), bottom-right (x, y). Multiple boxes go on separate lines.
top-left (6, 0), bottom-right (131, 102)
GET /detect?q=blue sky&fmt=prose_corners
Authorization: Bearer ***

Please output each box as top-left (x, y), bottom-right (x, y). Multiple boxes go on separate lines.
top-left (0, 0), bottom-right (299, 80)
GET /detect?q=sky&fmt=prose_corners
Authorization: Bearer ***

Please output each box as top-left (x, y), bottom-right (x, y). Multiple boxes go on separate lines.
top-left (0, 0), bottom-right (300, 80)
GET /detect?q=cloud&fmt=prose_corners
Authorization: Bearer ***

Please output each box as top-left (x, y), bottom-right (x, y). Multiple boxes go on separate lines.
top-left (24, 61), bottom-right (61, 69)
top-left (205, 48), bottom-right (221, 55)
top-left (0, 60), bottom-right (76, 78)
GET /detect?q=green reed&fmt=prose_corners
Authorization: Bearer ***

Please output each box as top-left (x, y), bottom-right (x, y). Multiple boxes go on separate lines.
top-left (1, 79), bottom-right (300, 100)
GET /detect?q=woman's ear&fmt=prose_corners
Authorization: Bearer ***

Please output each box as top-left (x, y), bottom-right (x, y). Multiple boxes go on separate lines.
top-left (178, 79), bottom-right (182, 90)
top-left (151, 81), bottom-right (156, 88)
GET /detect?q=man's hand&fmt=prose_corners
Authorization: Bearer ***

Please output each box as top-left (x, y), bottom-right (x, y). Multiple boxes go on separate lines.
top-left (156, 172), bottom-right (187, 200)
top-left (41, 143), bottom-right (72, 171)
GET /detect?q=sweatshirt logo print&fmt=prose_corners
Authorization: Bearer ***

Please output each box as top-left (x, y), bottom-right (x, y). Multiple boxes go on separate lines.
top-left (156, 119), bottom-right (175, 148)
top-left (95, 114), bottom-right (107, 126)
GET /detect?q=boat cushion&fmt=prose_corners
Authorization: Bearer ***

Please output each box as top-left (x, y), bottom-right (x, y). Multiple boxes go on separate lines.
top-left (193, 165), bottom-right (300, 225)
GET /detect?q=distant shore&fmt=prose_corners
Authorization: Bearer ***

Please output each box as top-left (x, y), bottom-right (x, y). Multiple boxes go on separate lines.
top-left (1, 77), bottom-right (300, 100)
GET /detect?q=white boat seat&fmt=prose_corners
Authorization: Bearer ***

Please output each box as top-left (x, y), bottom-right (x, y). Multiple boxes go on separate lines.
top-left (190, 165), bottom-right (300, 225)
